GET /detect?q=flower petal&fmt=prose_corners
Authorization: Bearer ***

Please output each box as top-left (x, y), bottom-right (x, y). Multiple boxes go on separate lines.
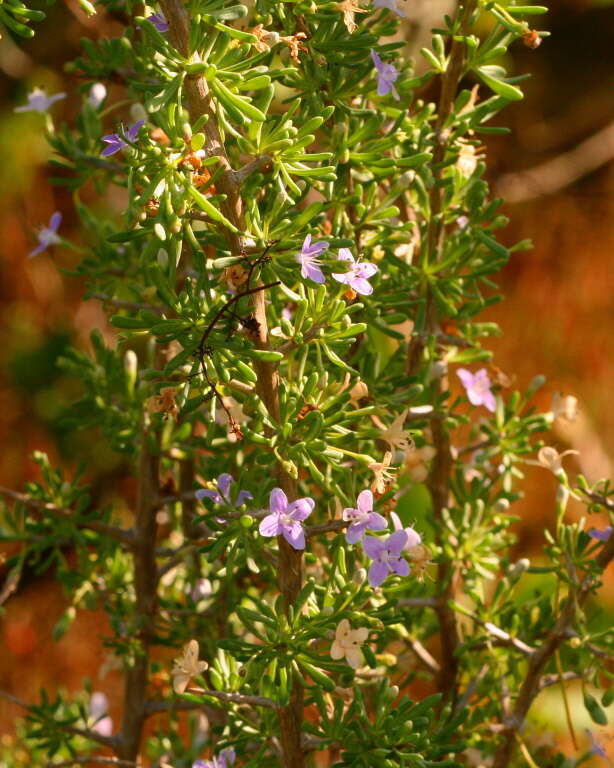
top-left (345, 522), bottom-right (366, 545)
top-left (217, 473), bottom-right (233, 497)
top-left (330, 641), bottom-right (345, 660)
top-left (367, 512), bottom-right (388, 531)
top-left (345, 646), bottom-right (363, 668)
top-left (269, 487), bottom-right (288, 514)
top-left (259, 513), bottom-right (282, 538)
top-left (368, 560), bottom-right (388, 587)
top-left (235, 490), bottom-right (253, 506)
top-left (287, 497), bottom-right (315, 522)
top-left (282, 522), bottom-right (305, 550)
top-left (196, 489), bottom-right (222, 503)
top-left (350, 277), bottom-right (373, 296)
top-left (49, 212), bottom-right (62, 232)
top-left (391, 558), bottom-right (410, 577)
top-left (363, 536), bottom-right (385, 560)
top-left (386, 530), bottom-right (408, 556)
top-left (356, 489), bottom-right (373, 514)
top-left (457, 368), bottom-right (474, 389)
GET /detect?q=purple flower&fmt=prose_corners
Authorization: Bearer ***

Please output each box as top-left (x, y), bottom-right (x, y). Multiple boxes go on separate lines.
top-left (298, 234), bottom-right (328, 284)
top-left (15, 87), bottom-right (66, 114)
top-left (373, 0), bottom-right (406, 17)
top-left (193, 747), bottom-right (236, 768)
top-left (148, 11), bottom-right (169, 32)
top-left (332, 248), bottom-right (378, 296)
top-left (343, 490), bottom-right (387, 544)
top-left (390, 511), bottom-right (422, 550)
top-left (586, 729), bottom-right (607, 759)
top-left (363, 530), bottom-right (410, 587)
top-left (370, 50), bottom-right (400, 101)
top-left (457, 368), bottom-right (496, 413)
top-left (101, 120), bottom-right (145, 156)
top-left (29, 212), bottom-right (62, 257)
top-left (195, 474), bottom-right (253, 506)
top-left (588, 526), bottom-right (613, 542)
top-left (259, 488), bottom-right (315, 550)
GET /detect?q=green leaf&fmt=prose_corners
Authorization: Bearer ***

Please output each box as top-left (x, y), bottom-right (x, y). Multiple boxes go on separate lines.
top-left (476, 67), bottom-right (523, 101)
top-left (187, 186), bottom-right (239, 232)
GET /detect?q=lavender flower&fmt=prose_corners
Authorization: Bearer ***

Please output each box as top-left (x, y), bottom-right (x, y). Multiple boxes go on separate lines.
top-left (193, 747), bottom-right (236, 768)
top-left (363, 530), bottom-right (409, 587)
top-left (101, 120), bottom-right (145, 156)
top-left (259, 488), bottom-right (315, 550)
top-left (586, 729), bottom-right (608, 759)
top-left (298, 234), bottom-right (328, 284)
top-left (15, 87), bottom-right (66, 114)
top-left (89, 691), bottom-right (113, 737)
top-left (588, 527), bottom-right (613, 542)
top-left (457, 368), bottom-right (496, 413)
top-left (390, 511), bottom-right (422, 550)
top-left (343, 490), bottom-right (387, 544)
top-left (332, 248), bottom-right (378, 295)
top-left (148, 12), bottom-right (169, 32)
top-left (29, 212), bottom-right (62, 257)
top-left (373, 0), bottom-right (406, 17)
top-left (370, 50), bottom-right (400, 100)
top-left (195, 473), bottom-right (253, 507)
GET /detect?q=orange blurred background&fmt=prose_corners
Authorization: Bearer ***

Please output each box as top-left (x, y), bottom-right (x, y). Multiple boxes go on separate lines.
top-left (0, 0), bottom-right (612, 761)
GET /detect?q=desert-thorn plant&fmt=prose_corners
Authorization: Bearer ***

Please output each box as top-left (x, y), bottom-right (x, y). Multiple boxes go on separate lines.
top-left (1, 1), bottom-right (613, 767)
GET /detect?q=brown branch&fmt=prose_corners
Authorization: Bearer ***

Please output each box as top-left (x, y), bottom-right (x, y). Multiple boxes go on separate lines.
top-left (116, 425), bottom-right (160, 762)
top-left (420, 0), bottom-right (478, 705)
top-left (146, 689), bottom-right (278, 712)
top-left (89, 293), bottom-right (164, 315)
top-left (232, 155), bottom-right (273, 184)
top-left (0, 487), bottom-right (135, 547)
top-left (492, 533), bottom-right (614, 768)
top-left (0, 689), bottom-right (119, 750)
top-left (494, 120), bottom-right (614, 204)
top-left (46, 758), bottom-right (135, 768)
top-left (156, 2), bottom-right (304, 763)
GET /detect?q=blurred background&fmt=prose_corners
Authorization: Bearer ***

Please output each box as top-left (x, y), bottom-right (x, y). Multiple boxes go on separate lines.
top-left (0, 0), bottom-right (612, 762)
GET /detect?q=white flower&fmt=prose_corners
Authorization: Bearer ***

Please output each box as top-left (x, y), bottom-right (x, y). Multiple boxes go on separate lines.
top-left (88, 83), bottom-right (107, 108)
top-left (172, 639), bottom-right (208, 694)
top-left (15, 87), bottom-right (66, 114)
top-left (330, 619), bottom-right (369, 668)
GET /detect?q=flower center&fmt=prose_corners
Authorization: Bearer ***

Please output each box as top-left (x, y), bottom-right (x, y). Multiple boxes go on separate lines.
top-left (348, 509), bottom-right (369, 525)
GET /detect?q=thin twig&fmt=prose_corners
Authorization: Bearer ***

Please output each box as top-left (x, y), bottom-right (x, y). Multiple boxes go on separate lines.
top-left (0, 689), bottom-right (119, 750)
top-left (89, 293), bottom-right (164, 315)
top-left (46, 758), bottom-right (135, 768)
top-left (0, 487), bottom-right (135, 547)
top-left (232, 155), bottom-right (273, 184)
top-left (146, 689), bottom-right (279, 712)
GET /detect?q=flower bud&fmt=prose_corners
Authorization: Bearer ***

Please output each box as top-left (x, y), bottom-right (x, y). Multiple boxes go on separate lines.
top-left (124, 350), bottom-right (138, 391)
top-left (88, 83), bottom-right (107, 109)
top-left (353, 568), bottom-right (367, 586)
top-left (157, 248), bottom-right (168, 268)
top-left (240, 514), bottom-right (254, 529)
top-left (130, 103), bottom-right (148, 122)
top-left (321, 605), bottom-right (334, 616)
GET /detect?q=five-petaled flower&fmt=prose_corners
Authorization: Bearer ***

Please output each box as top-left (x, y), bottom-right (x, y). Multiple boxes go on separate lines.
top-left (363, 530), bottom-right (409, 587)
top-left (196, 473), bottom-right (253, 507)
top-left (332, 248), bottom-right (378, 295)
top-left (588, 527), bottom-right (612, 542)
top-left (172, 639), bottom-right (208, 694)
top-left (457, 368), bottom-right (496, 413)
top-left (30, 212), bottom-right (62, 258)
top-left (330, 619), bottom-right (369, 668)
top-left (101, 120), bottom-right (145, 156)
top-left (370, 50), bottom-right (400, 100)
top-left (193, 747), bottom-right (236, 768)
top-left (259, 488), bottom-right (315, 550)
top-left (368, 451), bottom-right (396, 495)
top-left (15, 87), bottom-right (66, 114)
top-left (343, 489), bottom-right (387, 544)
top-left (148, 11), bottom-right (169, 32)
top-left (373, 0), bottom-right (406, 16)
top-left (298, 234), bottom-right (328, 284)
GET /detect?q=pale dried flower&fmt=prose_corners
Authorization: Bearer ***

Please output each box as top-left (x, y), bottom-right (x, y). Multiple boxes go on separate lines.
top-left (551, 392), bottom-right (578, 423)
top-left (172, 639), bottom-right (208, 694)
top-left (147, 387), bottom-right (179, 419)
top-left (531, 446), bottom-right (579, 475)
top-left (405, 444), bottom-right (436, 483)
top-left (371, 410), bottom-right (413, 453)
top-left (330, 619), bottom-right (368, 668)
top-left (368, 451), bottom-right (396, 495)
top-left (337, 0), bottom-right (368, 33)
top-left (349, 379), bottom-right (369, 407)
